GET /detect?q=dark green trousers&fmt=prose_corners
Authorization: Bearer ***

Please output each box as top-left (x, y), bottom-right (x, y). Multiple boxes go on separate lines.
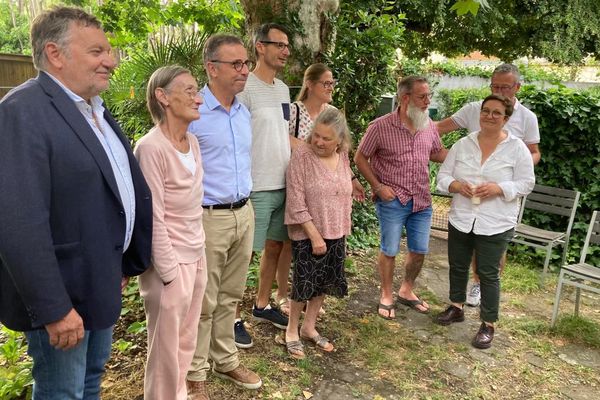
top-left (448, 223), bottom-right (514, 323)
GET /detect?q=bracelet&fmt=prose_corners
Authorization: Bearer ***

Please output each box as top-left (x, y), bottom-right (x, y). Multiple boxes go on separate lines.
top-left (374, 183), bottom-right (384, 193)
top-left (351, 175), bottom-right (358, 181)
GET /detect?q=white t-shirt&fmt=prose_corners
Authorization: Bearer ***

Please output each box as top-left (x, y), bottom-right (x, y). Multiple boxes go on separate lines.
top-left (238, 73), bottom-right (291, 191)
top-left (451, 99), bottom-right (540, 144)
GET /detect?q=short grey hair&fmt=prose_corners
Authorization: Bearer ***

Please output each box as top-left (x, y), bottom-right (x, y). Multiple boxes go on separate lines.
top-left (146, 65), bottom-right (192, 124)
top-left (30, 6), bottom-right (102, 71)
top-left (397, 75), bottom-right (428, 99)
top-left (307, 107), bottom-right (352, 153)
top-left (493, 63), bottom-right (521, 82)
top-left (203, 34), bottom-right (245, 65)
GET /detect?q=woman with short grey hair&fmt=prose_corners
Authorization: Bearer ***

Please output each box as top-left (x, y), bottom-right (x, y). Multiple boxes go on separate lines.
top-left (134, 65), bottom-right (207, 399)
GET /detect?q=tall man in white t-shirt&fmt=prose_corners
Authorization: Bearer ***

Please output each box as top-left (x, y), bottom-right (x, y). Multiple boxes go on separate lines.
top-left (436, 63), bottom-right (541, 306)
top-left (238, 23), bottom-right (302, 335)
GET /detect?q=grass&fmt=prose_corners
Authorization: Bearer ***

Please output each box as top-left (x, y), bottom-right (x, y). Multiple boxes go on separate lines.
top-left (552, 315), bottom-right (600, 347)
top-left (2, 238), bottom-right (600, 400)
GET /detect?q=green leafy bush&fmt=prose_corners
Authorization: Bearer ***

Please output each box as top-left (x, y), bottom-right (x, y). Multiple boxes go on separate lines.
top-left (103, 32), bottom-right (209, 144)
top-left (397, 59), bottom-right (574, 84)
top-left (0, 326), bottom-right (32, 399)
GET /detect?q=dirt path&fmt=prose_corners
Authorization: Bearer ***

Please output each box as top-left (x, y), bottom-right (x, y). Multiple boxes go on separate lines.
top-left (303, 236), bottom-right (600, 400)
top-left (102, 235), bottom-right (600, 400)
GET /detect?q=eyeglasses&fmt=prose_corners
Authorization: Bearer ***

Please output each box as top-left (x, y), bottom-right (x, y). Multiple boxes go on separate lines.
top-left (408, 92), bottom-right (433, 101)
top-left (210, 59), bottom-right (254, 72)
top-left (480, 108), bottom-right (506, 119)
top-left (490, 83), bottom-right (517, 91)
top-left (318, 80), bottom-right (336, 89)
top-left (259, 40), bottom-right (290, 51)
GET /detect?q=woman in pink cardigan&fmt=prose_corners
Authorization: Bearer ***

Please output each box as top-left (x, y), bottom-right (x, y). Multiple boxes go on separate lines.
top-left (282, 107), bottom-right (354, 359)
top-left (133, 65), bottom-right (207, 400)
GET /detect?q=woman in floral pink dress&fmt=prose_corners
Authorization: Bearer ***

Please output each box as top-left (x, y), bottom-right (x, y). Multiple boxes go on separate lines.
top-left (282, 108), bottom-right (354, 359)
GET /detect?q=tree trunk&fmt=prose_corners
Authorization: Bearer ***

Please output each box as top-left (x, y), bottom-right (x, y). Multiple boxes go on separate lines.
top-left (239, 0), bottom-right (339, 85)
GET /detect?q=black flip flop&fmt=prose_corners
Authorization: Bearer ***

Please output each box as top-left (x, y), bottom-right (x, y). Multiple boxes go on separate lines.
top-left (377, 303), bottom-right (396, 320)
top-left (397, 296), bottom-right (430, 314)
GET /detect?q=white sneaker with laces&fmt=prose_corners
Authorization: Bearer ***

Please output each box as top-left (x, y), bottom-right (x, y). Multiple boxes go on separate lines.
top-left (466, 283), bottom-right (481, 307)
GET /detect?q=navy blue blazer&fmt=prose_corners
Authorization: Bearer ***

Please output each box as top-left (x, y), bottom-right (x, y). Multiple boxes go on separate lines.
top-left (0, 73), bottom-right (152, 331)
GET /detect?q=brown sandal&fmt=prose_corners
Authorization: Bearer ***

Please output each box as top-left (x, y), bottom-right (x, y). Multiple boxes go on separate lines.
top-left (300, 334), bottom-right (334, 352)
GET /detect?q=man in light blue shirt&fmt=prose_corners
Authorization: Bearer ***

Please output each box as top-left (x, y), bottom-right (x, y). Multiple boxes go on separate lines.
top-left (187, 34), bottom-right (262, 396)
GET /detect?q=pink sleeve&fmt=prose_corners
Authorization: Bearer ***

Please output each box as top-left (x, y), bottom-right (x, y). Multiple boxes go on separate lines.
top-left (285, 148), bottom-right (312, 225)
top-left (133, 140), bottom-right (179, 283)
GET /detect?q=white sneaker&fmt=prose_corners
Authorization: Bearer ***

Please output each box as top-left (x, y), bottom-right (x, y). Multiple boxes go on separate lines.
top-left (466, 283), bottom-right (481, 307)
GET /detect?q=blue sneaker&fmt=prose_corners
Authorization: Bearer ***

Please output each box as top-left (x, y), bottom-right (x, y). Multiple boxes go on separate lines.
top-left (252, 304), bottom-right (288, 329)
top-left (234, 319), bottom-right (253, 349)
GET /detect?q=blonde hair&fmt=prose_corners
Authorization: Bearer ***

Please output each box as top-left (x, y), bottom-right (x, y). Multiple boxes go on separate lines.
top-left (297, 63), bottom-right (332, 102)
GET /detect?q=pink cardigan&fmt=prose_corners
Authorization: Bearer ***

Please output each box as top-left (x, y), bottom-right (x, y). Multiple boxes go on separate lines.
top-left (285, 144), bottom-right (353, 241)
top-left (134, 126), bottom-right (205, 283)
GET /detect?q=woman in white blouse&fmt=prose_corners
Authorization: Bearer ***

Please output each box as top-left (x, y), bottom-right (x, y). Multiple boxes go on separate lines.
top-left (435, 94), bottom-right (535, 349)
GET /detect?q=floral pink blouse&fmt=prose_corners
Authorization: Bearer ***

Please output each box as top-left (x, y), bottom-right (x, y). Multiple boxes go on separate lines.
top-left (285, 143), bottom-right (353, 241)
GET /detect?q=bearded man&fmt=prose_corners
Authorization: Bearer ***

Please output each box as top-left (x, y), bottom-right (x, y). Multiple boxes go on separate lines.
top-left (355, 76), bottom-right (447, 320)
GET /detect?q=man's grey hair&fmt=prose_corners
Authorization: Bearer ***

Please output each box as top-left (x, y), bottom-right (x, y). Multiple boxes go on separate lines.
top-left (30, 6), bottom-right (102, 71)
top-left (203, 34), bottom-right (245, 65)
top-left (252, 22), bottom-right (289, 58)
top-left (493, 63), bottom-right (521, 82)
top-left (397, 75), bottom-right (429, 99)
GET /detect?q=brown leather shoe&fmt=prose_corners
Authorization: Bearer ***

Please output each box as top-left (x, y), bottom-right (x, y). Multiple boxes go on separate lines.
top-left (472, 322), bottom-right (495, 349)
top-left (435, 305), bottom-right (465, 326)
top-left (187, 379), bottom-right (210, 400)
top-left (213, 364), bottom-right (262, 390)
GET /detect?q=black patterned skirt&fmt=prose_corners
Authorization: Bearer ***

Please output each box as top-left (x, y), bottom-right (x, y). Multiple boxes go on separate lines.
top-left (290, 237), bottom-right (348, 302)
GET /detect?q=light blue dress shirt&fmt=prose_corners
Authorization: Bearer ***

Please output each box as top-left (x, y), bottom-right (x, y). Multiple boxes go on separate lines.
top-left (45, 72), bottom-right (136, 251)
top-left (189, 85), bottom-right (252, 206)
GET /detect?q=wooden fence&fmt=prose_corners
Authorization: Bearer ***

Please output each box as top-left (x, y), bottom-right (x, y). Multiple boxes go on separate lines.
top-left (0, 53), bottom-right (37, 99)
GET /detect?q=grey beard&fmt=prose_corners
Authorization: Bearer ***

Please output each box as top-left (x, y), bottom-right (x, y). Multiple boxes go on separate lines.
top-left (407, 103), bottom-right (430, 131)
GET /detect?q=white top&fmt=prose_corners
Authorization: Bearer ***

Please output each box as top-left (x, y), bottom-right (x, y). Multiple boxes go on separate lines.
top-left (451, 99), bottom-right (540, 144)
top-left (177, 147), bottom-right (196, 176)
top-left (238, 73), bottom-right (291, 191)
top-left (436, 131), bottom-right (535, 235)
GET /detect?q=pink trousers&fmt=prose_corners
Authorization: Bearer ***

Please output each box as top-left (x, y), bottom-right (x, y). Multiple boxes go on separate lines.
top-left (139, 251), bottom-right (207, 400)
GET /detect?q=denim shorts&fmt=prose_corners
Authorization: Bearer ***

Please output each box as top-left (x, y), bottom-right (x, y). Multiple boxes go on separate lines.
top-left (375, 198), bottom-right (432, 256)
top-left (250, 189), bottom-right (289, 251)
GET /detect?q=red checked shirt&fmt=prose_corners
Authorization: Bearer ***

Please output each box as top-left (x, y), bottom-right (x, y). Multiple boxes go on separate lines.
top-left (358, 110), bottom-right (443, 212)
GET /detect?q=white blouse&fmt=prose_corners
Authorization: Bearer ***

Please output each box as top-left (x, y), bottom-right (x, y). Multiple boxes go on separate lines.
top-left (436, 131), bottom-right (535, 236)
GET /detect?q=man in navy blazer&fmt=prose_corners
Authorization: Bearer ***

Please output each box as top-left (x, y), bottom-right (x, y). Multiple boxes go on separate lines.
top-left (0, 7), bottom-right (152, 399)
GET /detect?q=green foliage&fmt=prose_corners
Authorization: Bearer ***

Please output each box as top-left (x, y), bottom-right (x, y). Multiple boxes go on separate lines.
top-left (397, 59), bottom-right (574, 84)
top-left (437, 86), bottom-right (600, 267)
top-left (103, 32), bottom-right (209, 143)
top-left (326, 0), bottom-right (405, 137)
top-left (0, 1), bottom-right (30, 54)
top-left (391, 1), bottom-right (600, 64)
top-left (552, 315), bottom-right (600, 348)
top-left (97, 0), bottom-right (244, 50)
top-left (0, 326), bottom-right (32, 399)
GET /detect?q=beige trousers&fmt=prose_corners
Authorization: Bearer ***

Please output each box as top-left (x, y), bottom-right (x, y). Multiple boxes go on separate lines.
top-left (139, 251), bottom-right (207, 400)
top-left (188, 203), bottom-right (254, 381)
